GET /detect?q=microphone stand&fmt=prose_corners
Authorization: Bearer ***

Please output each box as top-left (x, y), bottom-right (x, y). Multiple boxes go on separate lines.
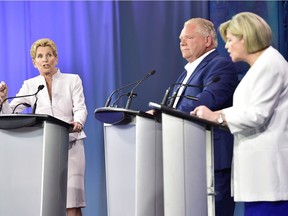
top-left (125, 69), bottom-right (156, 109)
top-left (162, 76), bottom-right (221, 107)
top-left (168, 94), bottom-right (199, 105)
top-left (0, 85), bottom-right (45, 113)
top-left (104, 80), bottom-right (139, 107)
top-left (32, 96), bottom-right (39, 114)
top-left (111, 93), bottom-right (137, 107)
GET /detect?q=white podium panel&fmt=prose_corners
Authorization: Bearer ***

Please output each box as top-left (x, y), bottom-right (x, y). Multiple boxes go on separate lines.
top-left (0, 119), bottom-right (69, 216)
top-left (135, 117), bottom-right (163, 216)
top-left (104, 116), bottom-right (163, 216)
top-left (162, 113), bottom-right (214, 216)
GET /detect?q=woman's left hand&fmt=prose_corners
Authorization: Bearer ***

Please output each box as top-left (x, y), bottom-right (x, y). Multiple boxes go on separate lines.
top-left (71, 121), bottom-right (83, 133)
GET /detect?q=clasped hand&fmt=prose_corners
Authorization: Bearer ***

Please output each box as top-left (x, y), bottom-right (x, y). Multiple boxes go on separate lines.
top-left (71, 121), bottom-right (83, 133)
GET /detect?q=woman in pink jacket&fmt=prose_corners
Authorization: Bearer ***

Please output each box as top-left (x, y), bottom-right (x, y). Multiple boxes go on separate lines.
top-left (0, 38), bottom-right (87, 216)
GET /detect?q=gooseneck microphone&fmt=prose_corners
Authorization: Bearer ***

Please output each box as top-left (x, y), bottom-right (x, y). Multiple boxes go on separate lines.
top-left (162, 76), bottom-right (221, 107)
top-left (0, 84), bottom-right (45, 113)
top-left (104, 80), bottom-right (140, 107)
top-left (111, 92), bottom-right (137, 107)
top-left (170, 94), bottom-right (199, 102)
top-left (125, 69), bottom-right (156, 109)
top-left (161, 82), bottom-right (209, 105)
top-left (32, 85), bottom-right (45, 114)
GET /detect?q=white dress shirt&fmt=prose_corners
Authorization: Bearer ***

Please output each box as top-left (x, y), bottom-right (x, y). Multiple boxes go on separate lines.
top-left (173, 49), bottom-right (215, 108)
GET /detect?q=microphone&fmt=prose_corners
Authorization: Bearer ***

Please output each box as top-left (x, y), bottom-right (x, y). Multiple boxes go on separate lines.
top-left (32, 97), bottom-right (39, 114)
top-left (163, 76), bottom-right (221, 107)
top-left (125, 69), bottom-right (156, 109)
top-left (32, 85), bottom-right (45, 114)
top-left (0, 84), bottom-right (45, 113)
top-left (104, 80), bottom-right (140, 107)
top-left (169, 94), bottom-right (199, 102)
top-left (111, 92), bottom-right (137, 107)
top-left (161, 83), bottom-right (206, 105)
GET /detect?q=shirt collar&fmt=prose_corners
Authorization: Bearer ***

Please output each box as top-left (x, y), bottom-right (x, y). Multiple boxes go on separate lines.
top-left (184, 49), bottom-right (215, 76)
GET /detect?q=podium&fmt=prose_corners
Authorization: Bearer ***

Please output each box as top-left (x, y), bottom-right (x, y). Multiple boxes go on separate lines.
top-left (0, 114), bottom-right (70, 216)
top-left (95, 107), bottom-right (163, 216)
top-left (149, 102), bottom-right (227, 216)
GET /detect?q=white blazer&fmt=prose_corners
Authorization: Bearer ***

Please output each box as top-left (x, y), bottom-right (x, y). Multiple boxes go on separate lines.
top-left (223, 47), bottom-right (288, 201)
top-left (2, 69), bottom-right (87, 141)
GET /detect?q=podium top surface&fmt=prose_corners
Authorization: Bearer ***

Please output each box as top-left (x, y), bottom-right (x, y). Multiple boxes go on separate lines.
top-left (94, 107), bottom-right (153, 124)
top-left (0, 114), bottom-right (71, 130)
top-left (149, 102), bottom-right (229, 131)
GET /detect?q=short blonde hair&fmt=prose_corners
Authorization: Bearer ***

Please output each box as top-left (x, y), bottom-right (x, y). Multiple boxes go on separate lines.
top-left (219, 12), bottom-right (272, 53)
top-left (30, 38), bottom-right (58, 59)
top-left (185, 18), bottom-right (218, 48)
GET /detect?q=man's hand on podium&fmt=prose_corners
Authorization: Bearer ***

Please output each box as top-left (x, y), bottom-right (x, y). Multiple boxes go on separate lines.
top-left (146, 109), bottom-right (156, 115)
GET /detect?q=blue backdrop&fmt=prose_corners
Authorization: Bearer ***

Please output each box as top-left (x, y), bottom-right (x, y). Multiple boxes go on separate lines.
top-left (0, 1), bottom-right (287, 215)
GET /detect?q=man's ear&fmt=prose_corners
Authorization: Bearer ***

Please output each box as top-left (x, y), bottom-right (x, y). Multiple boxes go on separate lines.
top-left (205, 35), bottom-right (213, 47)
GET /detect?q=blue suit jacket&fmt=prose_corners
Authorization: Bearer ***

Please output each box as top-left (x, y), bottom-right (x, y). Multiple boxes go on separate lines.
top-left (173, 50), bottom-right (238, 170)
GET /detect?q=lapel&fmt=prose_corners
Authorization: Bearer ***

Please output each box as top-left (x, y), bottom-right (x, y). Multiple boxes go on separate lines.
top-left (186, 50), bottom-right (219, 84)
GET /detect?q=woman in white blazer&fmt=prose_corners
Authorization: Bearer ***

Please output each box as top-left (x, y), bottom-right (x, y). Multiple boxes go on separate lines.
top-left (191, 12), bottom-right (288, 215)
top-left (0, 38), bottom-right (87, 216)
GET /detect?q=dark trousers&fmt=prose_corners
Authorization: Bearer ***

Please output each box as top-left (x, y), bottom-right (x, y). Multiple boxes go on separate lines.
top-left (215, 168), bottom-right (235, 216)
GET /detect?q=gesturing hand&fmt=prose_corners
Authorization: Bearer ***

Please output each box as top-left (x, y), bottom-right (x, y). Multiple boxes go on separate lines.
top-left (0, 81), bottom-right (8, 102)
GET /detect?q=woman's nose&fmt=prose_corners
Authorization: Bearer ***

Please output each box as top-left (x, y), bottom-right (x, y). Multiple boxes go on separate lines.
top-left (43, 56), bottom-right (48, 61)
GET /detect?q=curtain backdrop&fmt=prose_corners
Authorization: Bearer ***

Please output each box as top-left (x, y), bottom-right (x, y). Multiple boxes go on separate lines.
top-left (0, 1), bottom-right (287, 216)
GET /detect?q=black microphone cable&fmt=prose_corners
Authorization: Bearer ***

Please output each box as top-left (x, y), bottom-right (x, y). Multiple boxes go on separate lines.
top-left (12, 103), bottom-right (31, 114)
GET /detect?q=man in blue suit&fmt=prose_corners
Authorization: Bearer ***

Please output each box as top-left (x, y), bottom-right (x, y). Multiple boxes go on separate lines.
top-left (171, 18), bottom-right (239, 216)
